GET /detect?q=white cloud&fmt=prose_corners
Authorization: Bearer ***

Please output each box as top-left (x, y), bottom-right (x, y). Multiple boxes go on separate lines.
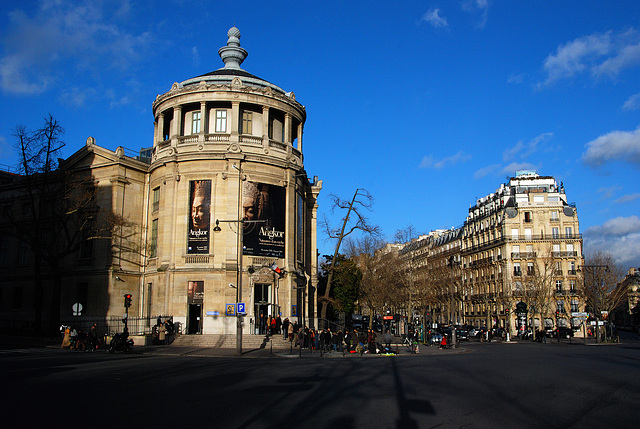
top-left (582, 127), bottom-right (640, 167)
top-left (507, 73), bottom-right (526, 84)
top-left (500, 162), bottom-right (537, 177)
top-left (473, 163), bottom-right (500, 179)
top-left (623, 92), bottom-right (640, 111)
top-left (462, 0), bottom-right (490, 29)
top-left (596, 185), bottom-right (621, 200)
top-left (422, 8), bottom-right (448, 29)
top-left (0, 1), bottom-right (152, 95)
top-left (191, 46), bottom-right (200, 67)
top-left (583, 216), bottom-right (640, 267)
top-left (538, 29), bottom-right (640, 88)
top-left (420, 151), bottom-right (471, 169)
top-left (502, 133), bottom-right (554, 161)
top-left (615, 193), bottom-right (640, 203)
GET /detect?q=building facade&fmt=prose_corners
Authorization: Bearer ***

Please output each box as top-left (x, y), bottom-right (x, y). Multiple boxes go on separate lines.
top-left (0, 27), bottom-right (322, 336)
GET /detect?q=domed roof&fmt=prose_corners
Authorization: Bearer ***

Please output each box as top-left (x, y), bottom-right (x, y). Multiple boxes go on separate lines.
top-left (180, 27), bottom-right (285, 94)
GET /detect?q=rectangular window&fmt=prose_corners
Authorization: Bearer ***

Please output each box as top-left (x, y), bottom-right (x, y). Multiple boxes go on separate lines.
top-left (18, 241), bottom-right (29, 266)
top-left (571, 299), bottom-right (579, 312)
top-left (511, 229), bottom-right (519, 240)
top-left (552, 227), bottom-right (559, 239)
top-left (551, 210), bottom-right (559, 221)
top-left (569, 280), bottom-right (577, 293)
top-left (524, 211), bottom-right (532, 223)
top-left (565, 227), bottom-right (573, 238)
top-left (153, 187), bottom-right (160, 213)
top-left (215, 110), bottom-right (227, 133)
top-left (557, 301), bottom-right (565, 313)
top-left (150, 219), bottom-right (158, 258)
top-left (192, 111), bottom-right (201, 134)
top-left (77, 282), bottom-right (88, 313)
top-left (525, 228), bottom-right (532, 239)
top-left (556, 280), bottom-right (563, 292)
top-left (553, 243), bottom-right (560, 252)
top-left (514, 262), bottom-right (521, 276)
top-left (0, 235), bottom-right (8, 267)
top-left (527, 262), bottom-right (534, 276)
top-left (242, 111), bottom-right (253, 135)
top-left (12, 287), bottom-right (23, 309)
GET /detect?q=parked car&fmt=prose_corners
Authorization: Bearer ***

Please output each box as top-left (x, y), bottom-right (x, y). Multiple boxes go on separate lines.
top-left (469, 327), bottom-right (486, 338)
top-left (552, 327), bottom-right (574, 339)
top-left (428, 330), bottom-right (443, 345)
top-left (456, 329), bottom-right (469, 341)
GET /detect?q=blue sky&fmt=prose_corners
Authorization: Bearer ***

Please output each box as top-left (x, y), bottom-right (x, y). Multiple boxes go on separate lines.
top-left (1, 1), bottom-right (639, 268)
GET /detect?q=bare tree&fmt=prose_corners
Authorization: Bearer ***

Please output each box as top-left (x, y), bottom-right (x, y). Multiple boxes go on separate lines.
top-left (5, 115), bottom-right (100, 334)
top-left (518, 246), bottom-right (556, 340)
top-left (319, 188), bottom-right (381, 325)
top-left (582, 251), bottom-right (625, 341)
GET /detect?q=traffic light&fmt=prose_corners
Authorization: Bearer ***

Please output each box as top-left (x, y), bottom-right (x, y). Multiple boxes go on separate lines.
top-left (124, 294), bottom-right (132, 308)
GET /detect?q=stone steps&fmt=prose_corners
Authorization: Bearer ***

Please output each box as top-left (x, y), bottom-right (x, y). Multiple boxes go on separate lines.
top-left (170, 334), bottom-right (293, 349)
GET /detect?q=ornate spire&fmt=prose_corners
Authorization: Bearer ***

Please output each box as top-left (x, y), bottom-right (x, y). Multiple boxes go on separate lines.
top-left (218, 26), bottom-right (248, 69)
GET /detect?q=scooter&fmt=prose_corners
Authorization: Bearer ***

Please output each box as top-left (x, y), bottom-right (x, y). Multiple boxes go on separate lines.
top-left (109, 330), bottom-right (134, 353)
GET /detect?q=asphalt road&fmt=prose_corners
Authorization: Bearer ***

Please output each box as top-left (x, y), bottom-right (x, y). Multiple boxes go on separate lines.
top-left (2, 336), bottom-right (639, 429)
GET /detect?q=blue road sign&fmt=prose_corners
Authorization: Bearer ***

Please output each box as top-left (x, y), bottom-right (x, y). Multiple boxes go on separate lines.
top-left (237, 302), bottom-right (246, 314)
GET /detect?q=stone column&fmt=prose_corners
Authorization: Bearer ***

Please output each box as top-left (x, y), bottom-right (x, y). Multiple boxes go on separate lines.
top-left (200, 101), bottom-right (207, 138)
top-left (262, 106), bottom-right (270, 149)
top-left (297, 122), bottom-right (303, 152)
top-left (157, 113), bottom-right (165, 145)
top-left (231, 102), bottom-right (240, 143)
top-left (172, 106), bottom-right (182, 145)
top-left (284, 113), bottom-right (292, 145)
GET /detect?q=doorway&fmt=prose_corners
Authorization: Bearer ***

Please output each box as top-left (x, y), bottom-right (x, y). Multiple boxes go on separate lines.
top-left (188, 304), bottom-right (202, 334)
top-left (254, 283), bottom-right (271, 335)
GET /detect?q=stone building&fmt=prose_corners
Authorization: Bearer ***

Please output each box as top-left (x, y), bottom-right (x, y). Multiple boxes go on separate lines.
top-left (461, 170), bottom-right (583, 333)
top-left (0, 27), bottom-right (322, 336)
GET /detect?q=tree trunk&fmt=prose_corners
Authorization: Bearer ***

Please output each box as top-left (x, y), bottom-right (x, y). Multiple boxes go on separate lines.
top-left (319, 189), bottom-right (359, 326)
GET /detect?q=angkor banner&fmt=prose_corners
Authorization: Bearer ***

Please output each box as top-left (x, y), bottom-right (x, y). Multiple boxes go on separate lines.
top-left (242, 181), bottom-right (285, 258)
top-left (187, 180), bottom-right (211, 254)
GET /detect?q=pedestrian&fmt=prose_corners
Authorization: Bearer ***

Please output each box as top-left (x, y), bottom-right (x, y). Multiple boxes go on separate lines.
top-left (270, 316), bottom-right (277, 336)
top-left (288, 321), bottom-right (294, 342)
top-left (259, 313), bottom-right (266, 335)
top-left (282, 318), bottom-right (290, 340)
top-left (344, 329), bottom-right (351, 352)
top-left (89, 323), bottom-right (99, 350)
top-left (440, 335), bottom-right (448, 349)
top-left (61, 325), bottom-right (71, 349)
top-left (276, 315), bottom-right (282, 335)
top-left (158, 320), bottom-right (166, 345)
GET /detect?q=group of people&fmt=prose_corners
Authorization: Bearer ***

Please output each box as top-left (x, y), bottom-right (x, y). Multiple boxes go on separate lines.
top-left (152, 318), bottom-right (175, 345)
top-left (289, 325), bottom-right (393, 355)
top-left (60, 323), bottom-right (101, 351)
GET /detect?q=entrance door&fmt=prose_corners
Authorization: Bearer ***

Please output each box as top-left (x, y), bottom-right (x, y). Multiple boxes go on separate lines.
top-left (254, 283), bottom-right (271, 335)
top-left (188, 303), bottom-right (202, 334)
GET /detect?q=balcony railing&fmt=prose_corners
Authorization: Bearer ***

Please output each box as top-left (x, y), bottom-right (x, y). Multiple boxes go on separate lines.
top-left (511, 252), bottom-right (537, 259)
top-left (552, 251), bottom-right (578, 258)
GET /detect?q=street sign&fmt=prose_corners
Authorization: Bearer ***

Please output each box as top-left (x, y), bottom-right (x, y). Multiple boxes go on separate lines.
top-left (72, 302), bottom-right (83, 316)
top-left (571, 312), bottom-right (588, 317)
top-left (237, 302), bottom-right (246, 314)
top-left (226, 304), bottom-right (236, 316)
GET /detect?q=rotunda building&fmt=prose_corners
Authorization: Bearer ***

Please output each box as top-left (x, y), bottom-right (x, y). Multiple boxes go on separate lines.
top-left (143, 27), bottom-right (322, 335)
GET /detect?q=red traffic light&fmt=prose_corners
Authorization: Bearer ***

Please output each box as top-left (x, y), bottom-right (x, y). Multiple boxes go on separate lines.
top-left (124, 294), bottom-right (133, 308)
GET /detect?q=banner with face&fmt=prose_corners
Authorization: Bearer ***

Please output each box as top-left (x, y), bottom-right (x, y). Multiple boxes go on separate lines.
top-left (188, 180), bottom-right (211, 254)
top-left (242, 182), bottom-right (285, 258)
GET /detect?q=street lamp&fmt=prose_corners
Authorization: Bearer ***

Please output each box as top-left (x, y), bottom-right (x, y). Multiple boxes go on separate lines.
top-left (577, 264), bottom-right (609, 344)
top-left (213, 162), bottom-right (266, 356)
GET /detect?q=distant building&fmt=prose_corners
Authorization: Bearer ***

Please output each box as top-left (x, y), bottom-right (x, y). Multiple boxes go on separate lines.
top-left (0, 27), bottom-right (322, 336)
top-left (396, 170), bottom-right (584, 336)
top-left (461, 170), bottom-right (583, 333)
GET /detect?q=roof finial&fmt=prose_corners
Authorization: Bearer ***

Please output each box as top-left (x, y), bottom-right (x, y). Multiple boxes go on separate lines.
top-left (218, 26), bottom-right (247, 69)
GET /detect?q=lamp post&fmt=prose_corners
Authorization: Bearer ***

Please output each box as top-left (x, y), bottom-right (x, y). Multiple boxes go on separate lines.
top-left (447, 256), bottom-right (459, 348)
top-left (213, 162), bottom-right (266, 356)
top-left (577, 264), bottom-right (609, 344)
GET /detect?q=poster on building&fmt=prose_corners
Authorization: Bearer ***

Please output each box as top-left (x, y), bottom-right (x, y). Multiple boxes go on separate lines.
top-left (242, 182), bottom-right (285, 258)
top-left (296, 192), bottom-right (304, 263)
top-left (187, 180), bottom-right (211, 254)
top-left (188, 281), bottom-right (204, 304)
